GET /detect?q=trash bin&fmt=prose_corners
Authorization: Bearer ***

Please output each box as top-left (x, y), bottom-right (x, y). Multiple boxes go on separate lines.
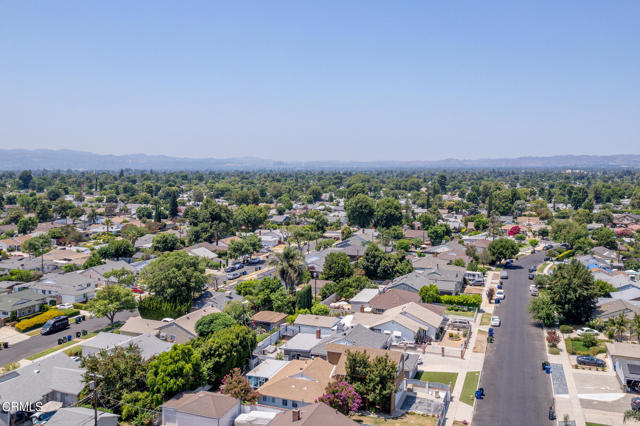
top-left (82, 330), bottom-right (87, 336)
top-left (542, 361), bottom-right (550, 370)
top-left (67, 335), bottom-right (72, 342)
top-left (545, 365), bottom-right (551, 374)
top-left (2, 342), bottom-right (7, 349)
top-left (58, 338), bottom-right (63, 345)
top-left (475, 390), bottom-right (483, 399)
top-left (495, 298), bottom-right (500, 304)
top-left (75, 317), bottom-right (81, 324)
top-left (81, 315), bottom-right (86, 321)
top-left (76, 332), bottom-right (81, 338)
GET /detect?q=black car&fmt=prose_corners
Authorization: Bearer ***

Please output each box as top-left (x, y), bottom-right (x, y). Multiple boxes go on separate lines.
top-left (528, 273), bottom-right (535, 280)
top-left (41, 316), bottom-right (69, 335)
top-left (543, 244), bottom-right (553, 250)
top-left (576, 355), bottom-right (606, 368)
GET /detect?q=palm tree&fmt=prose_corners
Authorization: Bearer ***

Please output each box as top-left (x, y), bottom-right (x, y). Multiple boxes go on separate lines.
top-left (269, 246), bottom-right (305, 292)
top-left (105, 218), bottom-right (113, 234)
top-left (608, 313), bottom-right (628, 342)
top-left (630, 314), bottom-right (640, 343)
top-left (87, 207), bottom-right (98, 225)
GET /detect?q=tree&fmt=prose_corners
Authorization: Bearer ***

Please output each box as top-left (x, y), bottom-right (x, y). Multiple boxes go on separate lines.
top-left (607, 313), bottom-right (628, 342)
top-left (195, 312), bottom-right (236, 337)
top-left (321, 252), bottom-right (354, 282)
top-left (198, 325), bottom-right (257, 387)
top-left (594, 279), bottom-right (616, 298)
top-left (146, 343), bottom-right (202, 406)
top-left (341, 226), bottom-right (353, 240)
top-left (168, 191), bottom-right (178, 218)
top-left (311, 303), bottom-right (330, 315)
top-left (547, 260), bottom-right (598, 324)
top-left (452, 258), bottom-right (466, 268)
top-left (80, 345), bottom-right (148, 413)
top-left (83, 251), bottom-right (105, 269)
top-left (419, 284), bottom-right (441, 303)
top-left (427, 224), bottom-right (451, 246)
top-left (546, 330), bottom-right (560, 348)
top-left (270, 246), bottom-right (305, 291)
top-left (345, 350), bottom-right (396, 412)
top-left (360, 243), bottom-right (384, 278)
top-left (22, 234), bottom-right (51, 256)
top-left (140, 251), bottom-right (207, 304)
top-left (136, 206), bottom-right (153, 220)
top-left (151, 233), bottom-right (181, 252)
top-left (103, 268), bottom-right (136, 286)
top-left (220, 368), bottom-right (259, 403)
top-left (317, 380), bottom-right (362, 415)
top-left (374, 198), bottom-right (403, 229)
top-left (18, 170), bottom-right (33, 189)
top-left (488, 238), bottom-right (519, 263)
top-left (228, 234), bottom-right (262, 262)
top-left (630, 314), bottom-right (640, 343)
top-left (234, 204), bottom-right (268, 231)
top-left (17, 216), bottom-right (37, 235)
top-left (345, 194), bottom-right (375, 228)
top-left (296, 284), bottom-right (313, 310)
top-left (592, 227), bottom-right (617, 250)
top-left (528, 293), bottom-right (557, 327)
top-left (86, 284), bottom-right (137, 326)
top-left (529, 239), bottom-right (539, 250)
top-left (98, 238), bottom-right (135, 260)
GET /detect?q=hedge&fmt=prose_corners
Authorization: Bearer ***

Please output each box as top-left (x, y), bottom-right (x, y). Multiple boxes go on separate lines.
top-left (138, 295), bottom-right (190, 321)
top-left (559, 325), bottom-right (573, 334)
top-left (556, 250), bottom-right (575, 261)
top-left (15, 309), bottom-right (65, 332)
top-left (72, 302), bottom-right (87, 310)
top-left (440, 294), bottom-right (482, 309)
top-left (61, 309), bottom-right (80, 318)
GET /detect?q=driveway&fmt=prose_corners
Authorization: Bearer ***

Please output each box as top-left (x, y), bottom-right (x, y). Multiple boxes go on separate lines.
top-left (0, 326), bottom-right (30, 346)
top-left (0, 310), bottom-right (138, 365)
top-left (473, 253), bottom-right (554, 426)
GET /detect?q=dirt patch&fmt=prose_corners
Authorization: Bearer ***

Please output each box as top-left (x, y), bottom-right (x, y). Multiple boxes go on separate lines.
top-left (464, 286), bottom-right (483, 295)
top-left (442, 331), bottom-right (466, 348)
top-left (473, 330), bottom-right (488, 353)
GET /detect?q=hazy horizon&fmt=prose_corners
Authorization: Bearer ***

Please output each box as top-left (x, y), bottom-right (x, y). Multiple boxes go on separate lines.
top-left (2, 1), bottom-right (639, 161)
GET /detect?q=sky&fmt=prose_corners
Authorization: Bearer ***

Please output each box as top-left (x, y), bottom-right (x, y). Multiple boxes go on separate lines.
top-left (1, 1), bottom-right (639, 161)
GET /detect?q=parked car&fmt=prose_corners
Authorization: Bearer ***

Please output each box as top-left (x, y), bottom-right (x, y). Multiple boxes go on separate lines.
top-left (495, 289), bottom-right (505, 300)
top-left (576, 327), bottom-right (598, 337)
top-left (631, 397), bottom-right (640, 411)
top-left (505, 259), bottom-right (514, 268)
top-left (224, 265), bottom-right (236, 273)
top-left (544, 256), bottom-right (550, 261)
top-left (41, 316), bottom-right (69, 335)
top-left (469, 279), bottom-right (484, 286)
top-left (449, 319), bottom-right (471, 330)
top-left (500, 270), bottom-right (509, 280)
top-left (248, 257), bottom-right (262, 264)
top-left (543, 244), bottom-right (553, 250)
top-left (56, 303), bottom-right (74, 310)
top-left (491, 316), bottom-right (501, 326)
top-left (227, 271), bottom-right (242, 280)
top-left (528, 273), bottom-right (535, 280)
top-left (529, 285), bottom-right (538, 296)
top-left (576, 355), bottom-right (605, 368)
top-left (529, 265), bottom-right (536, 273)
top-left (31, 410), bottom-right (57, 424)
top-left (131, 286), bottom-right (143, 294)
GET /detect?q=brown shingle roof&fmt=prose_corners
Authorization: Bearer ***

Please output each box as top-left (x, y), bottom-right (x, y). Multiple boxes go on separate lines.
top-left (251, 310), bottom-right (287, 324)
top-left (268, 403), bottom-right (359, 425)
top-left (258, 358), bottom-right (334, 403)
top-left (368, 289), bottom-right (421, 311)
top-left (161, 391), bottom-right (238, 418)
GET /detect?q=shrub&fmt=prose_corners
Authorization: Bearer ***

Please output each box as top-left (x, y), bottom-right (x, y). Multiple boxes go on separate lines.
top-left (317, 381), bottom-right (362, 415)
top-left (440, 294), bottom-right (482, 309)
top-left (556, 250), bottom-right (575, 261)
top-left (548, 347), bottom-right (560, 355)
top-left (15, 309), bottom-right (64, 332)
top-left (559, 325), bottom-right (573, 334)
top-left (73, 302), bottom-right (87, 310)
top-left (546, 330), bottom-right (560, 348)
top-left (61, 309), bottom-right (80, 318)
top-left (582, 333), bottom-right (598, 348)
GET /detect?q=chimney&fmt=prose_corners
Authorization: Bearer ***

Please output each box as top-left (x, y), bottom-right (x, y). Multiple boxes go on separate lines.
top-left (292, 409), bottom-right (301, 422)
top-left (360, 305), bottom-right (365, 313)
top-left (315, 329), bottom-right (321, 339)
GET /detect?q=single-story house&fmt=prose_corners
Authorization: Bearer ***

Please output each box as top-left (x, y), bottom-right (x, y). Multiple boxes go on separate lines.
top-left (606, 342), bottom-right (640, 392)
top-left (47, 407), bottom-right (118, 426)
top-left (0, 354), bottom-right (85, 426)
top-left (80, 332), bottom-right (172, 360)
top-left (367, 289), bottom-right (422, 314)
top-left (246, 359), bottom-right (289, 389)
top-left (27, 272), bottom-right (96, 304)
top-left (156, 306), bottom-right (221, 343)
top-left (0, 289), bottom-right (57, 322)
top-left (267, 402), bottom-right (359, 425)
top-left (0, 256), bottom-right (59, 274)
top-left (42, 247), bottom-right (91, 266)
top-left (293, 314), bottom-right (339, 337)
top-left (595, 299), bottom-right (640, 321)
top-left (252, 310), bottom-right (288, 331)
top-left (386, 266), bottom-right (464, 295)
top-left (80, 260), bottom-right (136, 287)
top-left (119, 316), bottom-right (165, 337)
top-left (309, 324), bottom-right (390, 358)
top-left (349, 288), bottom-right (380, 313)
top-left (161, 391), bottom-right (241, 426)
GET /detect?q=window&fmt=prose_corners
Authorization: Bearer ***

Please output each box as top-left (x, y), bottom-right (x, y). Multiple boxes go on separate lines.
top-left (292, 401), bottom-right (298, 408)
top-left (282, 399), bottom-right (288, 406)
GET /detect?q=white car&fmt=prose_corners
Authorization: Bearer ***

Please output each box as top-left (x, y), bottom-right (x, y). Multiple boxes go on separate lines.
top-left (56, 303), bottom-right (74, 310)
top-left (529, 285), bottom-right (538, 296)
top-left (495, 289), bottom-right (505, 300)
top-left (490, 316), bottom-right (501, 326)
top-left (576, 327), bottom-right (598, 336)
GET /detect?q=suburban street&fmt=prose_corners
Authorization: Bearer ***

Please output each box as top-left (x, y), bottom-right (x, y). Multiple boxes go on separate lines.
top-left (474, 252), bottom-right (555, 426)
top-left (0, 310), bottom-right (138, 365)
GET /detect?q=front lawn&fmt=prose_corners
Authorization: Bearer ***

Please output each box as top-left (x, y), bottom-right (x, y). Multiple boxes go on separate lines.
top-left (565, 337), bottom-right (607, 356)
top-left (480, 313), bottom-right (491, 326)
top-left (26, 340), bottom-right (78, 360)
top-left (445, 309), bottom-right (475, 318)
top-left (459, 371), bottom-right (481, 406)
top-left (414, 371), bottom-right (459, 391)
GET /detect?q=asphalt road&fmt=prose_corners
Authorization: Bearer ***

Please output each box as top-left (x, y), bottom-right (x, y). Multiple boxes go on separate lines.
top-left (0, 309), bottom-right (138, 365)
top-left (473, 252), bottom-right (555, 426)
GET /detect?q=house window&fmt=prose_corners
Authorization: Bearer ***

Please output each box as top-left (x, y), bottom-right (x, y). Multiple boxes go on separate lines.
top-left (292, 401), bottom-right (298, 408)
top-left (282, 399), bottom-right (288, 406)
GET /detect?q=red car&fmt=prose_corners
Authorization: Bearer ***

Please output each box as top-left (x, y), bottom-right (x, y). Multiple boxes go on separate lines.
top-left (131, 286), bottom-right (143, 294)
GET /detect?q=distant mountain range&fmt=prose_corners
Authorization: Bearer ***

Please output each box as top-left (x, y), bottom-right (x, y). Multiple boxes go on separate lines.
top-left (0, 149), bottom-right (639, 171)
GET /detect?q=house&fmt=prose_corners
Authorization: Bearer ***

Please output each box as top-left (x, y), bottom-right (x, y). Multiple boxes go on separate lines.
top-left (268, 402), bottom-right (359, 425)
top-left (403, 229), bottom-right (429, 243)
top-left (367, 289), bottom-right (422, 314)
top-left (591, 246), bottom-right (620, 264)
top-left (411, 256), bottom-right (451, 271)
top-left (293, 314), bottom-right (339, 336)
top-left (258, 358), bottom-right (334, 409)
top-left (333, 236), bottom-right (369, 260)
top-left (0, 354), bottom-right (85, 426)
top-left (386, 267), bottom-right (464, 295)
top-left (309, 324), bottom-right (391, 358)
top-left (184, 245), bottom-right (218, 260)
top-left (595, 299), bottom-right (640, 320)
top-left (42, 247), bottom-right (91, 266)
top-left (349, 288), bottom-right (380, 313)
top-left (0, 256), bottom-right (59, 274)
top-left (27, 272), bottom-right (97, 304)
top-left (613, 213), bottom-right (640, 227)
top-left (156, 306), bottom-right (221, 343)
top-left (255, 229), bottom-right (285, 247)
top-left (80, 332), bottom-right (172, 360)
top-left (80, 260), bottom-right (136, 287)
top-left (134, 233), bottom-right (155, 249)
top-left (246, 359), bottom-right (290, 389)
top-left (47, 407), bottom-right (118, 426)
top-left (350, 302), bottom-right (446, 343)
top-left (269, 215), bottom-right (290, 225)
top-left (161, 391), bottom-right (241, 426)
top-left (0, 235), bottom-right (33, 252)
top-left (305, 249), bottom-right (339, 278)
top-left (281, 332), bottom-right (329, 360)
top-left (606, 342), bottom-right (640, 392)
top-left (0, 289), bottom-right (56, 322)
top-left (252, 310), bottom-right (288, 331)
top-left (119, 316), bottom-right (165, 337)
top-left (0, 281), bottom-right (21, 295)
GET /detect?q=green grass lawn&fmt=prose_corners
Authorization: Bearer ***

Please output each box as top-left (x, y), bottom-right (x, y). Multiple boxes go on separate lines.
top-left (26, 340), bottom-right (78, 360)
top-left (445, 309), bottom-right (475, 318)
top-left (459, 371), bottom-right (481, 406)
top-left (565, 337), bottom-right (606, 355)
top-left (78, 332), bottom-right (98, 340)
top-left (414, 371), bottom-right (458, 391)
top-left (26, 329), bottom-right (41, 336)
top-left (480, 313), bottom-right (491, 326)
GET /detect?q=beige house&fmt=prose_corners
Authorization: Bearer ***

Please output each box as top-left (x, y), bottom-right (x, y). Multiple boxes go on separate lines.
top-left (161, 391), bottom-right (241, 426)
top-left (119, 316), bottom-right (165, 337)
top-left (156, 306), bottom-right (221, 343)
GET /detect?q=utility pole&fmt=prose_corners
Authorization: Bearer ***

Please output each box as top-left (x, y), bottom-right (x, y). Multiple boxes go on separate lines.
top-left (88, 372), bottom-right (103, 426)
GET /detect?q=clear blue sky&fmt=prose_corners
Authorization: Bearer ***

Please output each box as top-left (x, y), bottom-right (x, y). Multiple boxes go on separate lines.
top-left (1, 1), bottom-right (639, 161)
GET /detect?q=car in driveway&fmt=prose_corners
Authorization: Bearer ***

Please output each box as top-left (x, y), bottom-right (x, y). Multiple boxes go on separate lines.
top-left (468, 279), bottom-right (485, 286)
top-left (131, 286), bottom-right (143, 294)
top-left (576, 355), bottom-right (606, 368)
top-left (450, 319), bottom-right (471, 330)
top-left (490, 316), bottom-right (501, 326)
top-left (247, 257), bottom-right (262, 265)
top-left (56, 303), bottom-right (74, 310)
top-left (576, 327), bottom-right (598, 337)
top-left (495, 289), bottom-right (505, 300)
